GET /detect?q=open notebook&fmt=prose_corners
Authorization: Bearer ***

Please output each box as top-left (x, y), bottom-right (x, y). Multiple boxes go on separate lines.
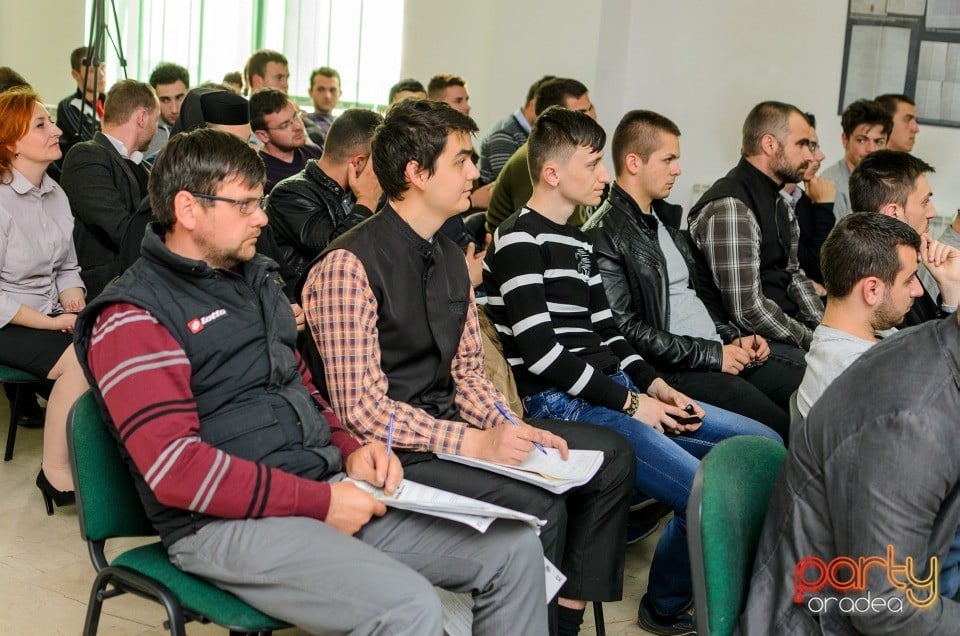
top-left (436, 448), bottom-right (604, 494)
top-left (346, 477), bottom-right (546, 533)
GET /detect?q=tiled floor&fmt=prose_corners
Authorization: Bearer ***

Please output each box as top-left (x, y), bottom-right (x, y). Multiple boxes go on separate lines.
top-left (0, 394), bottom-right (662, 635)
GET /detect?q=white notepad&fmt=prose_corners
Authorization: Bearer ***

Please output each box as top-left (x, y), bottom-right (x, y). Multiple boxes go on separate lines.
top-left (436, 448), bottom-right (604, 494)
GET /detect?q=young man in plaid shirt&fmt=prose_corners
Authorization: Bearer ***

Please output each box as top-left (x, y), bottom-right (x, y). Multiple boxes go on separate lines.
top-left (302, 99), bottom-right (635, 636)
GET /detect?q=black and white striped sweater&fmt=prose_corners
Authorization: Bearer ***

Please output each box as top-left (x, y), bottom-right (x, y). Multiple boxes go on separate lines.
top-left (483, 207), bottom-right (659, 410)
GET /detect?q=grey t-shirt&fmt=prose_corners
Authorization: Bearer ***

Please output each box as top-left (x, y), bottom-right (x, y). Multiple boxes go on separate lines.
top-left (796, 325), bottom-right (875, 418)
top-left (657, 221), bottom-right (722, 343)
top-left (941, 222), bottom-right (960, 251)
top-left (820, 159), bottom-right (852, 221)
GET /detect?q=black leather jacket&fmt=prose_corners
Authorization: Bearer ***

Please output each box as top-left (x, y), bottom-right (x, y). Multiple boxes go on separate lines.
top-left (583, 184), bottom-right (739, 372)
top-left (265, 160), bottom-right (373, 291)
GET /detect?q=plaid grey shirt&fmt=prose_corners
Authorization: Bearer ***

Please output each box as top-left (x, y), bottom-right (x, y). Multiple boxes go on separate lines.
top-left (689, 196), bottom-right (823, 349)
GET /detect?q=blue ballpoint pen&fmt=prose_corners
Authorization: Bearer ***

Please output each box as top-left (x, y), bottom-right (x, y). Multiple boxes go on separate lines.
top-left (386, 413), bottom-right (395, 458)
top-left (495, 402), bottom-right (548, 455)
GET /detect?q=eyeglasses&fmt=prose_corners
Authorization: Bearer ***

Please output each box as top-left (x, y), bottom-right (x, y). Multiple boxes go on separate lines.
top-left (807, 142), bottom-right (820, 154)
top-left (267, 111), bottom-right (303, 131)
top-left (190, 193), bottom-right (265, 215)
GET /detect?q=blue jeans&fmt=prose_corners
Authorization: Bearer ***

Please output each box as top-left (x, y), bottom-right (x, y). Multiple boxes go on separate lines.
top-left (942, 526), bottom-right (960, 600)
top-left (523, 370), bottom-right (782, 615)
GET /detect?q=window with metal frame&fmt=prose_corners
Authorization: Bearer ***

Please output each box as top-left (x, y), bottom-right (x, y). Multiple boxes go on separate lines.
top-left (88, 0), bottom-right (403, 112)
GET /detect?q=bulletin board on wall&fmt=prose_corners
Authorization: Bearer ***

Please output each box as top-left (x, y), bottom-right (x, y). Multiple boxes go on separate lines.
top-left (839, 0), bottom-right (960, 127)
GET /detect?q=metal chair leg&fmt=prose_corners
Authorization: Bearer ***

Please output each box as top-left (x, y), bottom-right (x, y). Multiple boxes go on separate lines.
top-left (4, 382), bottom-right (22, 461)
top-left (593, 601), bottom-right (605, 636)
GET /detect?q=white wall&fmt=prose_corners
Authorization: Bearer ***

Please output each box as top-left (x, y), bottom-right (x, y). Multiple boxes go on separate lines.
top-left (403, 0), bottom-right (960, 218)
top-left (2, 0), bottom-right (85, 105)
top-left (401, 0), bottom-right (603, 138)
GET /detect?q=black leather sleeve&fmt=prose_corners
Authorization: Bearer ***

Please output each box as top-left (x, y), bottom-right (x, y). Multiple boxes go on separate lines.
top-left (593, 228), bottom-right (725, 372)
top-left (267, 184), bottom-right (371, 260)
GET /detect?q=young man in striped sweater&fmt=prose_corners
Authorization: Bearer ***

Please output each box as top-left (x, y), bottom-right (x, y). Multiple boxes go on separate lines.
top-left (483, 106), bottom-right (782, 636)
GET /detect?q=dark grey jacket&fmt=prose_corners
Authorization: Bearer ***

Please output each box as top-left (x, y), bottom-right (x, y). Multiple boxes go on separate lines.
top-left (61, 132), bottom-right (149, 299)
top-left (738, 315), bottom-right (960, 635)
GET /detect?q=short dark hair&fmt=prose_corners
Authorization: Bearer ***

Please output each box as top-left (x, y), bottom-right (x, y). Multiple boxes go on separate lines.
top-left (149, 62), bottom-right (190, 89)
top-left (372, 99), bottom-right (478, 200)
top-left (840, 99), bottom-right (892, 137)
top-left (534, 78), bottom-right (589, 116)
top-left (528, 106), bottom-right (605, 184)
top-left (849, 149), bottom-right (935, 213)
top-left (323, 108), bottom-right (383, 163)
top-left (0, 67), bottom-right (30, 93)
top-left (102, 80), bottom-right (158, 125)
top-left (249, 88), bottom-right (291, 131)
top-left (803, 112), bottom-right (817, 128)
top-left (874, 93), bottom-right (915, 118)
top-left (70, 46), bottom-right (89, 72)
top-left (388, 78), bottom-right (425, 104)
top-left (612, 110), bottom-right (681, 175)
top-left (245, 49), bottom-right (288, 87)
top-left (222, 71), bottom-right (242, 89)
top-left (309, 67), bottom-right (341, 87)
top-left (150, 128), bottom-right (265, 230)
top-left (196, 81), bottom-right (236, 93)
top-left (526, 75), bottom-right (556, 106)
top-left (820, 212), bottom-right (921, 298)
top-left (427, 73), bottom-right (467, 100)
top-left (741, 101), bottom-right (804, 156)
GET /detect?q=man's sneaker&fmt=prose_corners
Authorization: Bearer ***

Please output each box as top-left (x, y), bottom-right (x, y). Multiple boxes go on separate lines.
top-left (636, 593), bottom-right (696, 635)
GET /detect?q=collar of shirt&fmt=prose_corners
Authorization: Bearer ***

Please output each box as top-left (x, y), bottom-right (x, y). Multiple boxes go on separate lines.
top-left (512, 108), bottom-right (532, 134)
top-left (779, 186), bottom-right (802, 208)
top-left (9, 167), bottom-right (57, 196)
top-left (103, 131), bottom-right (145, 165)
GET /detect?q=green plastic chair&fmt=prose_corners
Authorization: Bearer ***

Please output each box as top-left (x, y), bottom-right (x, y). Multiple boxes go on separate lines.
top-left (0, 364), bottom-right (44, 461)
top-left (67, 391), bottom-right (290, 636)
top-left (687, 435), bottom-right (787, 636)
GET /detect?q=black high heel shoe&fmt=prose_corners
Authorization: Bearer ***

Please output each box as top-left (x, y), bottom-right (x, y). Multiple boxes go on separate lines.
top-left (36, 470), bottom-right (75, 516)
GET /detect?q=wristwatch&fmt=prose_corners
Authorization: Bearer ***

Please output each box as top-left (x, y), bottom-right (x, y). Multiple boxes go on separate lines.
top-left (623, 391), bottom-right (641, 416)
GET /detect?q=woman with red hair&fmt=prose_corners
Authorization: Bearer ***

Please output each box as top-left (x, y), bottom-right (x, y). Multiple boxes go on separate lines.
top-left (0, 87), bottom-right (88, 513)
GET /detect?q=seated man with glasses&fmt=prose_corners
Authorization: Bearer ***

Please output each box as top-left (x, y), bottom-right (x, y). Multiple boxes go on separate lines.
top-left (74, 128), bottom-right (550, 635)
top-left (249, 88), bottom-right (322, 193)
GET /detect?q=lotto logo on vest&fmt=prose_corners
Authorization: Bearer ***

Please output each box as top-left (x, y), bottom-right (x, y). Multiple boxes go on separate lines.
top-left (186, 309), bottom-right (228, 334)
top-left (794, 545), bottom-right (938, 616)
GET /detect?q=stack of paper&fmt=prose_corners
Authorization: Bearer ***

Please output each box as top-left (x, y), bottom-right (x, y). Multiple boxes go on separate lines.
top-left (436, 448), bottom-right (604, 494)
top-left (347, 478), bottom-right (546, 533)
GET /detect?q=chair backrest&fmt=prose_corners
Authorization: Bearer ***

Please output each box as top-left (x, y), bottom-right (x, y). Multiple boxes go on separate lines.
top-left (687, 435), bottom-right (786, 636)
top-left (68, 390), bottom-right (156, 543)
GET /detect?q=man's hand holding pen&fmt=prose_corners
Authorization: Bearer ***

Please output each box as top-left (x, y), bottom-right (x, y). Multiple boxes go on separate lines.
top-left (460, 406), bottom-right (569, 465)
